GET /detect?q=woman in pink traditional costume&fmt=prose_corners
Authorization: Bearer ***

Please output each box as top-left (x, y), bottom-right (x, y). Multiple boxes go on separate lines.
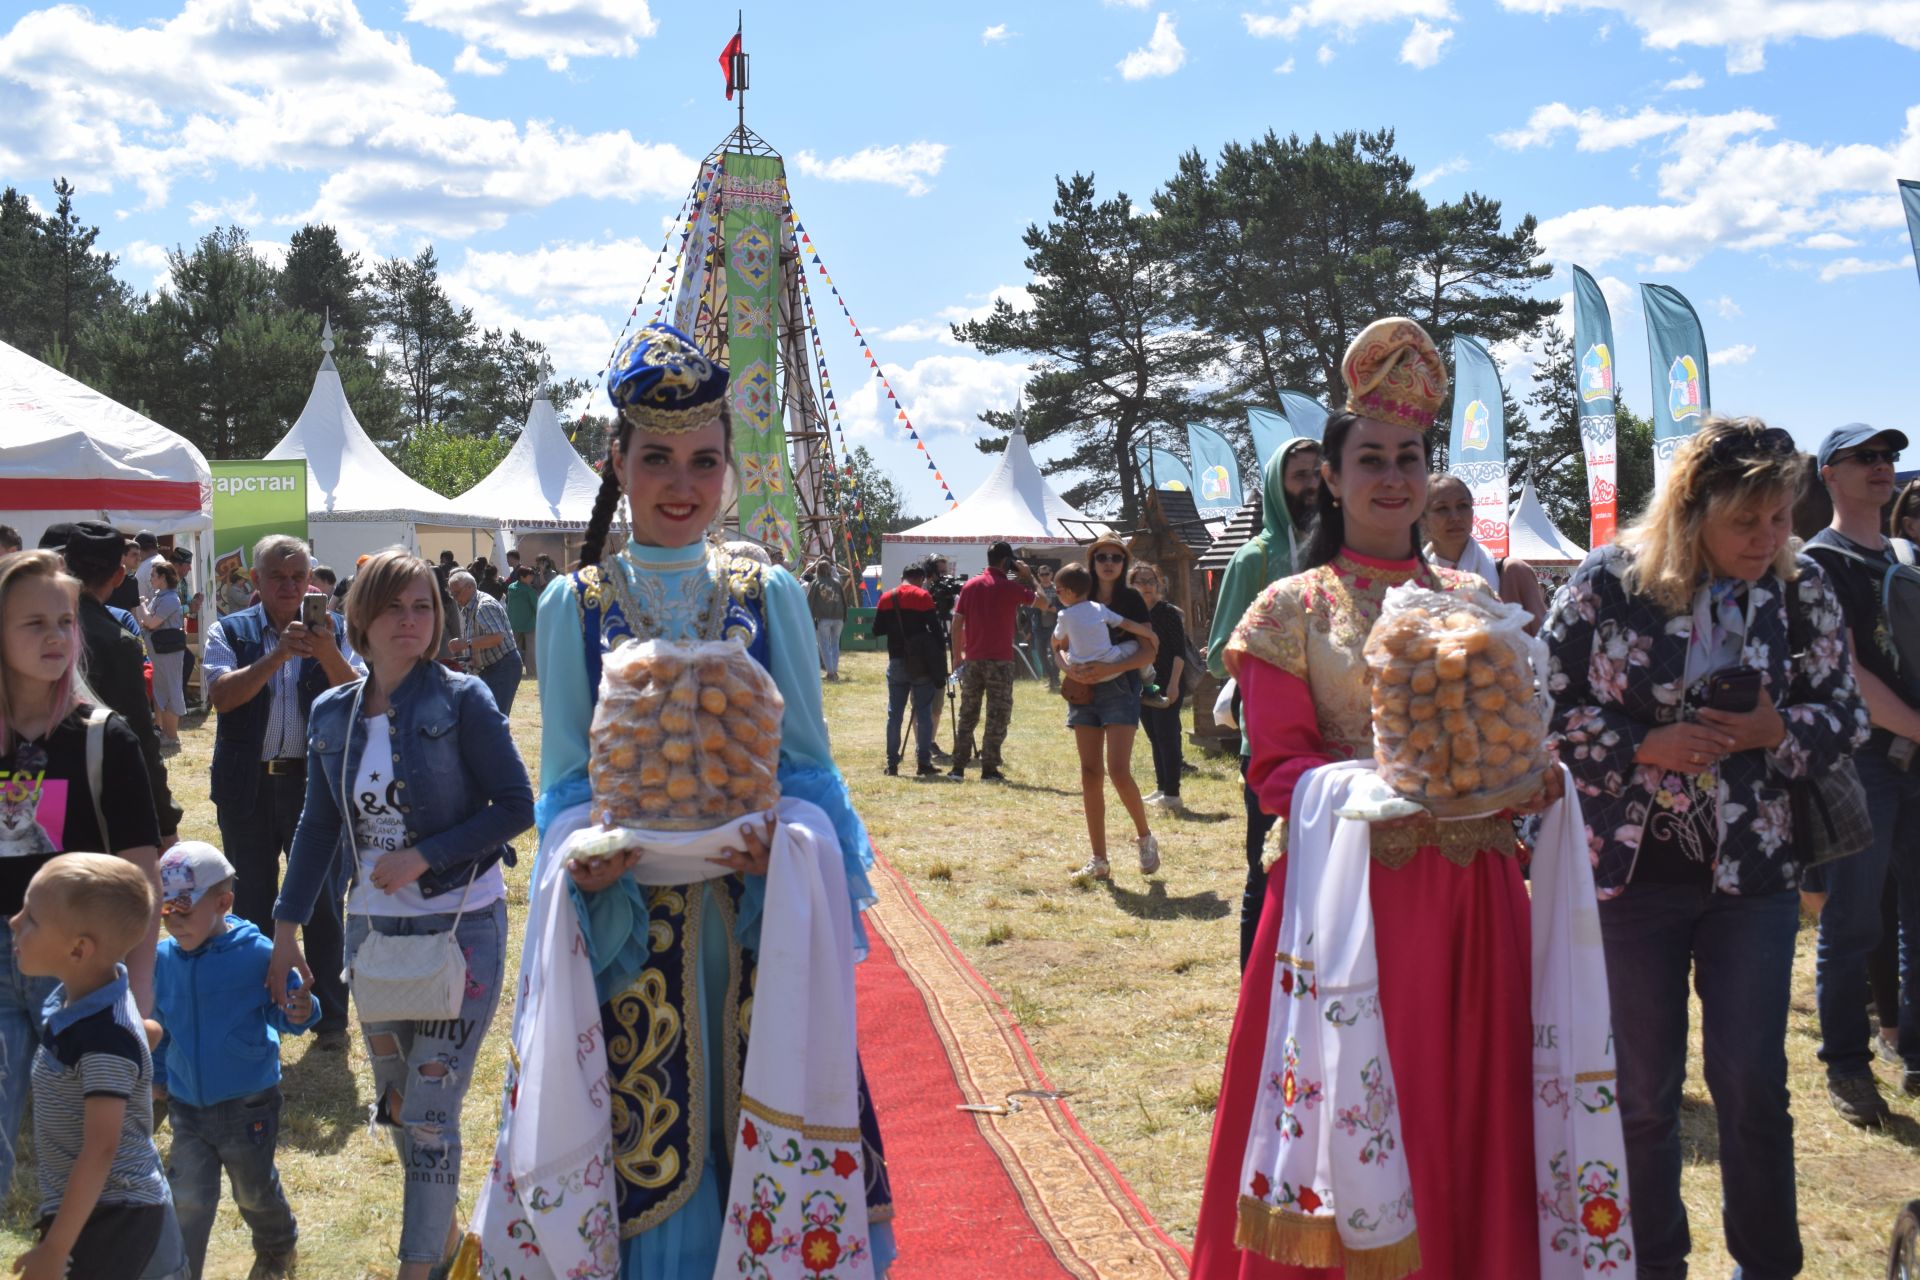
top-left (1191, 318), bottom-right (1548, 1280)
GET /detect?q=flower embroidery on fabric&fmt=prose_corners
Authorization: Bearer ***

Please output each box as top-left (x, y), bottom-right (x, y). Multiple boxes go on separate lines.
top-left (1334, 1058), bottom-right (1398, 1166)
top-left (1270, 1037), bottom-right (1325, 1140)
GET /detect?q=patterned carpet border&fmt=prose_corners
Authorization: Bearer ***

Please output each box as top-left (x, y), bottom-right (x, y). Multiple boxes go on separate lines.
top-left (866, 852), bottom-right (1191, 1280)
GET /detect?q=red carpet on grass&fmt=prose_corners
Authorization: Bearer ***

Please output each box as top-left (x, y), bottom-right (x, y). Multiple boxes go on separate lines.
top-left (858, 853), bottom-right (1190, 1280)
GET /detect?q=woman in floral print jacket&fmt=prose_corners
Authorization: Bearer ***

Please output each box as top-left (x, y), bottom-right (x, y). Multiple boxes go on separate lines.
top-left (1545, 417), bottom-right (1868, 1280)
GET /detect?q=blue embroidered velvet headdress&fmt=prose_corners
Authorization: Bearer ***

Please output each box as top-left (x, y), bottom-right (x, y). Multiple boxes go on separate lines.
top-left (606, 321), bottom-right (730, 433)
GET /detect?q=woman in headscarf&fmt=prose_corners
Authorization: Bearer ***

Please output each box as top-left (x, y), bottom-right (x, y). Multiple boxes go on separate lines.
top-left (1421, 472), bottom-right (1547, 634)
top-left (1207, 436), bottom-right (1321, 970)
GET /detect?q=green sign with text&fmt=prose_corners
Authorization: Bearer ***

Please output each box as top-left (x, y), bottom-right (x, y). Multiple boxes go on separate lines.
top-left (210, 460), bottom-right (308, 582)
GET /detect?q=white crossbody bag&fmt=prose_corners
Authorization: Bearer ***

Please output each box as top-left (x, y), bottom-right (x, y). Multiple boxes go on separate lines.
top-left (338, 681), bottom-right (476, 1023)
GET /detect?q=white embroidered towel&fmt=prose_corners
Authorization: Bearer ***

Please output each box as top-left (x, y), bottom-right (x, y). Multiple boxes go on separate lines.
top-left (1531, 764), bottom-right (1636, 1277)
top-left (1237, 761), bottom-right (1420, 1280)
top-left (713, 798), bottom-right (874, 1278)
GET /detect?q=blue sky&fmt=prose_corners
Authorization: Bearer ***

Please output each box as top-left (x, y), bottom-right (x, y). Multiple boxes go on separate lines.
top-left (3, 0), bottom-right (1917, 520)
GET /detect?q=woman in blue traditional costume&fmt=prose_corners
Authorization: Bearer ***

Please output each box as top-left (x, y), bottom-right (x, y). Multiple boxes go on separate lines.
top-left (456, 324), bottom-right (894, 1280)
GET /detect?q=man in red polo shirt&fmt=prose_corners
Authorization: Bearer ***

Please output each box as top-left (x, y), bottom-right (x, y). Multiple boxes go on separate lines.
top-left (948, 540), bottom-right (1037, 780)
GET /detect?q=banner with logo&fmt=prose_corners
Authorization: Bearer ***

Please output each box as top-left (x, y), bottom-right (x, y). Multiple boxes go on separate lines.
top-left (1572, 266), bottom-right (1619, 548)
top-left (210, 460), bottom-right (307, 570)
top-left (1186, 423), bottom-right (1243, 515)
top-left (1134, 443), bottom-right (1194, 493)
top-left (1278, 390), bottom-right (1330, 443)
top-left (1247, 407), bottom-right (1289, 466)
top-left (1902, 179), bottom-right (1920, 290)
top-left (721, 150), bottom-right (801, 561)
top-left (1448, 335), bottom-right (1510, 559)
top-left (1642, 283), bottom-right (1710, 493)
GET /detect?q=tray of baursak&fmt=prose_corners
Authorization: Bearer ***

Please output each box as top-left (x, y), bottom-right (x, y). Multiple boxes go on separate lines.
top-left (570, 638), bottom-right (784, 867)
top-left (1363, 585), bottom-right (1552, 820)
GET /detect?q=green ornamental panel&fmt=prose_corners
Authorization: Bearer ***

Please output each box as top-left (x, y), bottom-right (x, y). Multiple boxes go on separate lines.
top-left (721, 152), bottom-right (800, 562)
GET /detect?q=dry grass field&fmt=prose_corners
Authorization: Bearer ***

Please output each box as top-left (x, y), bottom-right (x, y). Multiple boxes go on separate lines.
top-left (4, 647), bottom-right (1917, 1277)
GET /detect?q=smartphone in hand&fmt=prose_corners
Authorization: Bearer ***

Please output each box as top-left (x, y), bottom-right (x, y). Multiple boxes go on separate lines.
top-left (1704, 665), bottom-right (1762, 714)
top-left (300, 594), bottom-right (330, 632)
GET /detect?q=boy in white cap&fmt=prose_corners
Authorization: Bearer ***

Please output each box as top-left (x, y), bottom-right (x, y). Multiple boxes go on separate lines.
top-left (152, 842), bottom-right (318, 1280)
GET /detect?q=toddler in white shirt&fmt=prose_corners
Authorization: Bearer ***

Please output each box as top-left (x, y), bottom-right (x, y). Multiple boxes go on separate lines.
top-left (1052, 562), bottom-right (1154, 673)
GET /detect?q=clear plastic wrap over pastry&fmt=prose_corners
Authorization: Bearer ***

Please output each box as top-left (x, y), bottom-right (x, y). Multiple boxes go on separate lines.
top-left (587, 638), bottom-right (784, 834)
top-left (1363, 585), bottom-right (1551, 818)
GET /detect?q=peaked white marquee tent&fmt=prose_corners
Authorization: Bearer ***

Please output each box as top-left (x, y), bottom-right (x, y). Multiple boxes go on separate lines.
top-left (1507, 480), bottom-right (1588, 565)
top-left (447, 390), bottom-right (610, 568)
top-left (266, 324), bottom-right (489, 567)
top-left (880, 428), bottom-right (1109, 578)
top-left (0, 338), bottom-right (213, 553)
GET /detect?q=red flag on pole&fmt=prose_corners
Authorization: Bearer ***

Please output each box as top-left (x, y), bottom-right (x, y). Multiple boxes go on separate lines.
top-left (719, 34), bottom-right (742, 99)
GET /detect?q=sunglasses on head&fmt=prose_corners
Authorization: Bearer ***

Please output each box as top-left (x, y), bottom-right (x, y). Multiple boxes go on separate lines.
top-left (1093, 552), bottom-right (1126, 565)
top-left (1706, 426), bottom-right (1796, 468)
top-left (1839, 447), bottom-right (1902, 468)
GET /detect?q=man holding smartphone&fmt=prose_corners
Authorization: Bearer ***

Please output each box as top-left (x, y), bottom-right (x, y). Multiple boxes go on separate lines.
top-left (1806, 423), bottom-right (1920, 1125)
top-left (202, 534), bottom-right (363, 1051)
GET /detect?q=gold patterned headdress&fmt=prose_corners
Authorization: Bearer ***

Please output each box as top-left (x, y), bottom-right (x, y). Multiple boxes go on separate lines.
top-left (1341, 318), bottom-right (1447, 432)
top-left (605, 321), bottom-right (730, 434)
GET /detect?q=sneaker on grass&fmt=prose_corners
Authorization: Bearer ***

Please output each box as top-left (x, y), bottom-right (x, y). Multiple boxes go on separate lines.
top-left (1072, 856), bottom-right (1111, 883)
top-left (1829, 1073), bottom-right (1891, 1128)
top-left (1137, 833), bottom-right (1161, 875)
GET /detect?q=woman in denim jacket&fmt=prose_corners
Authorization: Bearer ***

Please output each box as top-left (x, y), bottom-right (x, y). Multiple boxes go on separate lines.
top-left (1545, 419), bottom-right (1868, 1280)
top-left (268, 549), bottom-right (533, 1280)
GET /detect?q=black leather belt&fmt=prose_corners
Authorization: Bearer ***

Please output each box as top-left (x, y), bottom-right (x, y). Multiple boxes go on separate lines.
top-left (263, 758), bottom-right (305, 776)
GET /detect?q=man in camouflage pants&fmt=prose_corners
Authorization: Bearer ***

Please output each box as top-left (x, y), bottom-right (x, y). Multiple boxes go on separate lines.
top-left (948, 541), bottom-right (1036, 781)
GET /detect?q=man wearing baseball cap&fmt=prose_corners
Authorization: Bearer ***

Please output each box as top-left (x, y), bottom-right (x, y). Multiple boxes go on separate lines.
top-left (153, 841), bottom-right (314, 1279)
top-left (1806, 423), bottom-right (1920, 1127)
top-left (38, 522), bottom-right (181, 848)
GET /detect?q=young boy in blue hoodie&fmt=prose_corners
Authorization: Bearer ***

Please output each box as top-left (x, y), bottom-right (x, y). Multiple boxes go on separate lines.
top-left (153, 842), bottom-right (319, 1280)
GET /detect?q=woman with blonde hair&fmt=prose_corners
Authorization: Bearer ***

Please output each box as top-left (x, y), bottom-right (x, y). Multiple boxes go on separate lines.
top-left (1545, 417), bottom-right (1869, 1279)
top-left (1060, 535), bottom-right (1160, 881)
top-left (269, 548), bottom-right (533, 1280)
top-left (1891, 476), bottom-right (1920, 544)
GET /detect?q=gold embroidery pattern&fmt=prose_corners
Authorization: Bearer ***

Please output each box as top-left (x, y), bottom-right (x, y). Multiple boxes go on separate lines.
top-left (1369, 813), bottom-right (1517, 870)
top-left (739, 1093), bottom-right (864, 1144)
top-left (608, 969), bottom-right (682, 1193)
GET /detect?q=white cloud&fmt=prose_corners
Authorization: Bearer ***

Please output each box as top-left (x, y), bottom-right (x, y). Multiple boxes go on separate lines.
top-left (453, 44), bottom-right (504, 76)
top-left (793, 143), bottom-right (949, 197)
top-left (0, 0), bottom-right (695, 242)
top-left (873, 284), bottom-right (1035, 346)
top-left (1495, 103), bottom-right (1771, 152)
top-left (1104, 0), bottom-right (1152, 7)
top-left (982, 23), bottom-right (1011, 43)
top-left (1414, 156), bottom-right (1470, 188)
top-left (1495, 0), bottom-right (1920, 74)
top-left (1243, 0), bottom-right (1453, 40)
top-left (1317, 42), bottom-right (1336, 63)
top-left (1527, 102), bottom-right (1920, 273)
top-left (836, 354), bottom-right (1032, 445)
top-left (1118, 13), bottom-right (1186, 80)
top-left (1275, 56), bottom-right (1296, 72)
top-left (1820, 255), bottom-right (1913, 282)
top-left (1663, 71), bottom-right (1704, 91)
top-left (187, 192), bottom-right (260, 226)
top-left (404, 0), bottom-right (655, 71)
top-left (118, 239), bottom-right (173, 293)
top-left (444, 237), bottom-right (676, 310)
top-left (1711, 294), bottom-right (1742, 318)
top-left (1802, 232), bottom-right (1858, 250)
top-left (1399, 20), bottom-right (1454, 67)
top-left (1710, 342), bottom-right (1755, 365)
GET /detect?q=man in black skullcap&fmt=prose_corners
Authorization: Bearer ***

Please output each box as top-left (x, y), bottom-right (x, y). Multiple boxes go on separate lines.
top-left (38, 522), bottom-right (182, 849)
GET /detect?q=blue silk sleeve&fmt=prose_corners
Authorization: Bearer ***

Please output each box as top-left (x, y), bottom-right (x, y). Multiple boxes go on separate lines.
top-left (535, 574), bottom-right (594, 829)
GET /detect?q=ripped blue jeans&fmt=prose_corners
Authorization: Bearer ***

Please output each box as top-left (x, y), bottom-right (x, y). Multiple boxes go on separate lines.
top-left (346, 899), bottom-right (507, 1264)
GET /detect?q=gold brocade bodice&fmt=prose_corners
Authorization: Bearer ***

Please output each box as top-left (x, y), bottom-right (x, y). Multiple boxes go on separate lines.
top-left (1228, 553), bottom-right (1513, 868)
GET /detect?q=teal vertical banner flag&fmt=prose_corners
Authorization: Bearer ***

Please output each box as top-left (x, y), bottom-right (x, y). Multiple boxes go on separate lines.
top-left (1447, 335), bottom-right (1510, 559)
top-left (1573, 265), bottom-right (1620, 547)
top-left (1642, 283), bottom-right (1711, 492)
top-left (1902, 180), bottom-right (1920, 290)
top-left (1186, 423), bottom-right (1243, 515)
top-left (1278, 390), bottom-right (1330, 442)
top-left (1247, 407), bottom-right (1289, 466)
top-left (1133, 444), bottom-right (1194, 492)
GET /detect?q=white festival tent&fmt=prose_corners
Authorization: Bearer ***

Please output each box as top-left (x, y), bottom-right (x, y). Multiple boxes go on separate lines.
top-left (451, 391), bottom-right (606, 567)
top-left (880, 426), bottom-right (1111, 579)
top-left (1507, 480), bottom-right (1588, 565)
top-left (266, 324), bottom-right (492, 568)
top-left (0, 337), bottom-right (212, 554)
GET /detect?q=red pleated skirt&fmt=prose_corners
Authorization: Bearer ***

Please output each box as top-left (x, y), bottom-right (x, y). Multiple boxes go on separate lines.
top-left (1191, 845), bottom-right (1538, 1280)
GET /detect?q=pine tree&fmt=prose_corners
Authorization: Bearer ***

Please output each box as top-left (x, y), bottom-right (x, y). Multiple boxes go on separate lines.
top-left (1513, 323), bottom-right (1588, 535)
top-left (955, 173), bottom-right (1219, 524)
top-left (280, 224), bottom-right (374, 351)
top-left (369, 247), bottom-right (475, 440)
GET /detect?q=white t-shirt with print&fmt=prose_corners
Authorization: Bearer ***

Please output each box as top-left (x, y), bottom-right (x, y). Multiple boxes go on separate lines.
top-left (347, 714), bottom-right (505, 918)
